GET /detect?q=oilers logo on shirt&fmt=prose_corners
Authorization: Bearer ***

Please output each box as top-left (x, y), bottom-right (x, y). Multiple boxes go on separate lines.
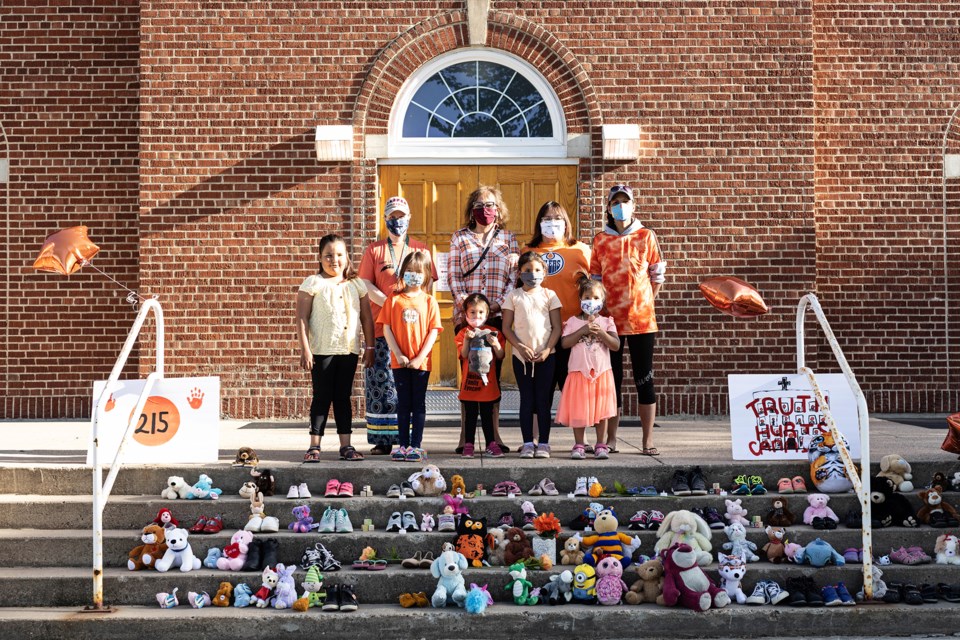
top-left (543, 252), bottom-right (564, 276)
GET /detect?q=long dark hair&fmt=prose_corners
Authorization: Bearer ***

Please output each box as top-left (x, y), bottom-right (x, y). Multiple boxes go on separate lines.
top-left (318, 234), bottom-right (358, 280)
top-left (527, 201), bottom-right (576, 248)
top-left (515, 251), bottom-right (547, 288)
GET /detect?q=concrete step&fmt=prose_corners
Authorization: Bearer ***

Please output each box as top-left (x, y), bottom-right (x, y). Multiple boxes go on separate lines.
top-left (3, 459), bottom-right (953, 496)
top-left (5, 564), bottom-right (960, 608)
top-left (4, 604), bottom-right (960, 640)
top-left (0, 524), bottom-right (948, 569)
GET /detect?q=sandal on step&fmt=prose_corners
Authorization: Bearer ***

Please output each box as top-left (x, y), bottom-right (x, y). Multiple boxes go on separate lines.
top-left (304, 447), bottom-right (321, 463)
top-left (339, 445), bottom-right (364, 461)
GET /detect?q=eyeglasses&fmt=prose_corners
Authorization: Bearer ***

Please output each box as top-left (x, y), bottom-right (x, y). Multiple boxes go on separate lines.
top-left (472, 202), bottom-right (497, 210)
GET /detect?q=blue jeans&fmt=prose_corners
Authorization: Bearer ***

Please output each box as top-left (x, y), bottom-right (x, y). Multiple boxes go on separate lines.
top-left (513, 354), bottom-right (556, 444)
top-left (393, 367), bottom-right (429, 448)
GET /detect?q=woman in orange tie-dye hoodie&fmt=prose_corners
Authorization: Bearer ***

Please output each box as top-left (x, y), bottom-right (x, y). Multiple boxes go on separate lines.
top-left (589, 184), bottom-right (666, 456)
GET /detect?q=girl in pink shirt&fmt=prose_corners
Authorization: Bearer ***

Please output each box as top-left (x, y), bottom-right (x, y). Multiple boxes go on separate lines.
top-left (556, 274), bottom-right (620, 460)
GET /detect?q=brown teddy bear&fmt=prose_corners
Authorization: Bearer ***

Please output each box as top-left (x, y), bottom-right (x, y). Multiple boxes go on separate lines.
top-left (211, 581), bottom-right (233, 607)
top-left (917, 485), bottom-right (960, 527)
top-left (503, 526), bottom-right (534, 566)
top-left (764, 497), bottom-right (796, 527)
top-left (624, 557), bottom-right (664, 605)
top-left (762, 525), bottom-right (788, 564)
top-left (560, 535), bottom-right (584, 566)
top-left (127, 524), bottom-right (167, 571)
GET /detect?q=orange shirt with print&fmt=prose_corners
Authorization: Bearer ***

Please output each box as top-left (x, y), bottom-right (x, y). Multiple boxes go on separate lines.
top-left (523, 239), bottom-right (591, 324)
top-left (358, 238), bottom-right (437, 338)
top-left (454, 326), bottom-right (505, 403)
top-left (590, 226), bottom-right (662, 335)
top-left (375, 291), bottom-right (443, 371)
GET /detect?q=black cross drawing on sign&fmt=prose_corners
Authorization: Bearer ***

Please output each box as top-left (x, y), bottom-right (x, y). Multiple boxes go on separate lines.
top-left (778, 376), bottom-right (791, 391)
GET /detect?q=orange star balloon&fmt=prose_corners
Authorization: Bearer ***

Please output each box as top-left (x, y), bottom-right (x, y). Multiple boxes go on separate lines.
top-left (699, 276), bottom-right (769, 318)
top-left (32, 226), bottom-right (100, 275)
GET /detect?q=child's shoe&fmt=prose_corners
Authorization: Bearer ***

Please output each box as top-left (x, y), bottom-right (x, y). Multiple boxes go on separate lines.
top-left (534, 443), bottom-right (551, 459)
top-left (496, 512), bottom-right (514, 530)
top-left (594, 443), bottom-right (610, 460)
top-left (745, 581), bottom-right (769, 605)
top-left (520, 501), bottom-right (538, 530)
top-left (749, 475), bottom-right (767, 495)
top-left (628, 510), bottom-right (649, 531)
top-left (405, 447), bottom-right (426, 463)
top-left (646, 510), bottom-right (665, 530)
top-left (334, 508), bottom-right (353, 533)
top-left (462, 443), bottom-right (475, 458)
top-left (317, 507), bottom-right (336, 533)
top-left (484, 442), bottom-right (504, 457)
top-left (518, 443), bottom-right (535, 459)
top-left (573, 476), bottom-right (588, 496)
top-left (764, 580), bottom-right (790, 605)
top-left (570, 444), bottom-right (586, 460)
top-left (437, 513), bottom-right (456, 532)
top-left (835, 582), bottom-right (856, 606)
top-left (731, 474), bottom-right (752, 495)
top-left (391, 447), bottom-right (408, 462)
top-left (821, 584), bottom-right (841, 607)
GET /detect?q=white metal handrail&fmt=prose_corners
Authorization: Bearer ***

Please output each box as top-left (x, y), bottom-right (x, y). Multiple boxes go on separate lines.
top-left (796, 293), bottom-right (873, 598)
top-left (89, 297), bottom-right (164, 610)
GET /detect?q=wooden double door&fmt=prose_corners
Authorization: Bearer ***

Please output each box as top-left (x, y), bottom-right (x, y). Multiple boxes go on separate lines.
top-left (378, 165), bottom-right (578, 387)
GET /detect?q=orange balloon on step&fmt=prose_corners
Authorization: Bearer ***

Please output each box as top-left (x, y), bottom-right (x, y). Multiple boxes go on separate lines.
top-left (699, 276), bottom-right (769, 318)
top-left (32, 226), bottom-right (100, 275)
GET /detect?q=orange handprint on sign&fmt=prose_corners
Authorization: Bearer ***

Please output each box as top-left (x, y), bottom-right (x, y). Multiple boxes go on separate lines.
top-left (105, 394), bottom-right (116, 412)
top-left (187, 387), bottom-right (204, 409)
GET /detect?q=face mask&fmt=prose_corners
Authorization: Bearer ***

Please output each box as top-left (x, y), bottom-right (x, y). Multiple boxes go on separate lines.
top-left (472, 206), bottom-right (497, 226)
top-left (403, 272), bottom-right (424, 288)
top-left (581, 299), bottom-right (603, 316)
top-left (611, 202), bottom-right (634, 221)
top-left (519, 271), bottom-right (544, 287)
top-left (467, 316), bottom-right (485, 329)
top-left (540, 220), bottom-right (565, 239)
top-left (385, 216), bottom-right (409, 237)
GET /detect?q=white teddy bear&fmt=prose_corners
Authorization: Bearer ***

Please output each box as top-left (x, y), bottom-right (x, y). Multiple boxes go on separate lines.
top-left (154, 527), bottom-right (202, 572)
top-left (160, 475), bottom-right (191, 500)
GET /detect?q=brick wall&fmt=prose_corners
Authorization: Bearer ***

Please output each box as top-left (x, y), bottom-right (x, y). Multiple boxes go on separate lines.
top-left (0, 0), bottom-right (140, 418)
top-left (3, 1), bottom-right (957, 419)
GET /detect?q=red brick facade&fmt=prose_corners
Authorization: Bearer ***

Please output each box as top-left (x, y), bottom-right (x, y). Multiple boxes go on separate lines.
top-left (2, 1), bottom-right (957, 419)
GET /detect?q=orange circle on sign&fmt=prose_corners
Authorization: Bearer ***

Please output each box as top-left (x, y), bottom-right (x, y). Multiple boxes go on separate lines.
top-left (130, 396), bottom-right (181, 447)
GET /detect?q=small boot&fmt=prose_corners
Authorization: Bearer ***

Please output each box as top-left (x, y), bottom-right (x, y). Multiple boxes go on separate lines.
top-left (261, 537), bottom-right (280, 571)
top-left (242, 538), bottom-right (263, 572)
top-left (784, 577), bottom-right (806, 606)
top-left (804, 577), bottom-right (824, 606)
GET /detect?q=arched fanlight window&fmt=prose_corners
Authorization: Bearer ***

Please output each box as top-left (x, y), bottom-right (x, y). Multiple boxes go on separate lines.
top-left (388, 49), bottom-right (566, 159)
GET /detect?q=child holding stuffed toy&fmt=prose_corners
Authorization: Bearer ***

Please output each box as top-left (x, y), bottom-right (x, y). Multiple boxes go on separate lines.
top-left (501, 251), bottom-right (562, 458)
top-left (556, 274), bottom-right (619, 460)
top-left (455, 293), bottom-right (506, 458)
top-left (377, 250), bottom-right (442, 463)
top-left (296, 233), bottom-right (375, 462)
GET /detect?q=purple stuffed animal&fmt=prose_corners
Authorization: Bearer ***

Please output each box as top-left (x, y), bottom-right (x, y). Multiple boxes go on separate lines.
top-left (288, 505), bottom-right (316, 533)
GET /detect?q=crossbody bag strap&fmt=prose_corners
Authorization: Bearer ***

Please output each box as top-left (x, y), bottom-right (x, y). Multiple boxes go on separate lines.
top-left (462, 228), bottom-right (500, 278)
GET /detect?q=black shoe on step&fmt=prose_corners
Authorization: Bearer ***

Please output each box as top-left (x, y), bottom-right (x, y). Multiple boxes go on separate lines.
top-left (784, 577), bottom-right (806, 606)
top-left (688, 466), bottom-right (708, 495)
top-left (261, 538), bottom-right (280, 570)
top-left (242, 538), bottom-right (262, 572)
top-left (671, 470), bottom-right (691, 496)
top-left (339, 583), bottom-right (359, 612)
top-left (322, 585), bottom-right (340, 611)
top-left (804, 577), bottom-right (824, 606)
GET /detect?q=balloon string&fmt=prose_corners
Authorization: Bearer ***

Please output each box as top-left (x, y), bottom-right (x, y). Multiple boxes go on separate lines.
top-left (80, 260), bottom-right (147, 309)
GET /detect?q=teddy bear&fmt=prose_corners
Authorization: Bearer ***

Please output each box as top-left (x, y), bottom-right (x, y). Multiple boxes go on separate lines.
top-left (128, 524), bottom-right (168, 571)
top-left (409, 464), bottom-right (447, 496)
top-left (503, 526), bottom-right (534, 566)
top-left (654, 509), bottom-right (714, 567)
top-left (541, 570), bottom-right (574, 605)
top-left (211, 581), bottom-right (233, 607)
top-left (232, 446), bottom-right (259, 467)
top-left (232, 584), bottom-right (253, 608)
top-left (952, 472), bottom-right (960, 492)
top-left (505, 562), bottom-right (538, 605)
top-left (217, 530), bottom-right (254, 571)
top-left (431, 548), bottom-right (468, 608)
top-left (581, 509), bottom-right (641, 568)
top-left (764, 497), bottom-right (795, 527)
top-left (560, 534), bottom-right (585, 566)
top-left (935, 534), bottom-right (960, 565)
top-left (272, 564), bottom-right (298, 609)
top-left (449, 474), bottom-right (467, 499)
top-left (871, 475), bottom-right (918, 528)
top-left (186, 473), bottom-right (222, 500)
top-left (917, 485), bottom-right (960, 527)
top-left (160, 475), bottom-right (190, 500)
top-left (877, 454), bottom-right (914, 492)
top-left (660, 542), bottom-right (730, 611)
top-left (154, 527), bottom-right (202, 572)
top-left (250, 566), bottom-right (279, 608)
top-left (455, 515), bottom-right (488, 568)
top-left (717, 552), bottom-right (748, 604)
top-left (803, 493), bottom-right (839, 529)
top-left (721, 522), bottom-right (759, 562)
top-left (288, 505), bottom-right (316, 533)
top-left (791, 537), bottom-right (845, 567)
top-left (762, 525), bottom-right (788, 564)
top-left (250, 467), bottom-right (276, 497)
top-left (485, 528), bottom-right (507, 566)
top-left (595, 555), bottom-right (629, 605)
top-left (724, 499), bottom-right (750, 527)
top-left (624, 557), bottom-right (664, 605)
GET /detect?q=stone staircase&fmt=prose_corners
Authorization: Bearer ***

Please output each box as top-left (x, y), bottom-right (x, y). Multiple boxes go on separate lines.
top-left (1, 459), bottom-right (960, 639)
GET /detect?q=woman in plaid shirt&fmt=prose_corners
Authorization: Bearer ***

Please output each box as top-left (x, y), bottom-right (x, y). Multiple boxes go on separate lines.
top-left (448, 186), bottom-right (520, 453)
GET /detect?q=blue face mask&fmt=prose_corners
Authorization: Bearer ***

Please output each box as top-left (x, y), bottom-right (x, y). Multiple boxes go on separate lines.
top-left (385, 216), bottom-right (409, 237)
top-left (519, 272), bottom-right (544, 288)
top-left (580, 299), bottom-right (603, 316)
top-left (402, 272), bottom-right (424, 288)
top-left (611, 202), bottom-right (634, 221)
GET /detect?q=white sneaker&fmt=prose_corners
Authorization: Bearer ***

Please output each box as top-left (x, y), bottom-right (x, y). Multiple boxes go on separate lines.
top-left (244, 516), bottom-right (263, 532)
top-left (286, 485), bottom-right (299, 499)
top-left (298, 482), bottom-right (311, 499)
top-left (335, 507), bottom-right (353, 533)
top-left (573, 476), bottom-right (588, 497)
top-left (745, 581), bottom-right (769, 605)
top-left (317, 507), bottom-right (336, 533)
top-left (260, 516), bottom-right (280, 533)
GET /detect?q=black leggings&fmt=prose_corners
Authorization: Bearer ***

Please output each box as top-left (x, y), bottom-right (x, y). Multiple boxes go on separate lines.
top-left (513, 354), bottom-right (556, 444)
top-left (394, 367), bottom-right (429, 448)
top-left (610, 333), bottom-right (657, 407)
top-left (462, 400), bottom-right (495, 447)
top-left (310, 353), bottom-right (359, 436)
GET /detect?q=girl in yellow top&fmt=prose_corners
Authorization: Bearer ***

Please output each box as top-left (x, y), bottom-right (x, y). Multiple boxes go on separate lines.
top-left (296, 234), bottom-right (375, 462)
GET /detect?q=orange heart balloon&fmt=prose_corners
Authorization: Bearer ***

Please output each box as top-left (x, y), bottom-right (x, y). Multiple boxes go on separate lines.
top-left (699, 276), bottom-right (769, 318)
top-left (32, 226), bottom-right (100, 275)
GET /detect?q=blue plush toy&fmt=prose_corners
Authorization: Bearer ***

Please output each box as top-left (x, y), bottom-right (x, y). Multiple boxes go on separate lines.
top-left (186, 474), bottom-right (223, 500)
top-left (794, 538), bottom-right (846, 567)
top-left (203, 547), bottom-right (222, 569)
top-left (465, 583), bottom-right (493, 614)
top-left (233, 583), bottom-right (253, 608)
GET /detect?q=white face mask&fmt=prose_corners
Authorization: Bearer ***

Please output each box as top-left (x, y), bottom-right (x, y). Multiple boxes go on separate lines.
top-left (540, 220), bottom-right (565, 239)
top-left (467, 317), bottom-right (485, 329)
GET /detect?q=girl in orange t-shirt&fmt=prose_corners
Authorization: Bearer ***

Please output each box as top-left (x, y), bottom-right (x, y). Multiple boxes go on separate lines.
top-left (455, 293), bottom-right (506, 458)
top-left (376, 251), bottom-right (442, 463)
